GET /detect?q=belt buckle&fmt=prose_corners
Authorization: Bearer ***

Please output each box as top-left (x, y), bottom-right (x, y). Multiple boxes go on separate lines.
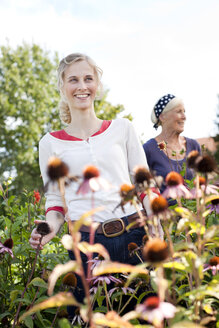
top-left (102, 218), bottom-right (125, 237)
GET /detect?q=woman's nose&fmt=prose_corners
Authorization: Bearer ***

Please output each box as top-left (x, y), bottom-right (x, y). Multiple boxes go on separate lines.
top-left (77, 79), bottom-right (86, 90)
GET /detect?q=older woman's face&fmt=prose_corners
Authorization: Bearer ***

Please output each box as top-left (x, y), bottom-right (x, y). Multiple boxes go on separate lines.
top-left (161, 104), bottom-right (186, 133)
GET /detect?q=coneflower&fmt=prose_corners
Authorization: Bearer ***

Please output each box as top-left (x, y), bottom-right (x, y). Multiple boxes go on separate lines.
top-left (47, 156), bottom-right (69, 181)
top-left (77, 165), bottom-right (110, 194)
top-left (142, 238), bottom-right (169, 263)
top-left (120, 183), bottom-right (136, 201)
top-left (162, 171), bottom-right (192, 199)
top-left (203, 256), bottom-right (219, 275)
top-left (62, 272), bottom-right (77, 288)
top-left (190, 177), bottom-right (219, 197)
top-left (36, 222), bottom-right (51, 236)
top-left (151, 196), bottom-right (168, 215)
top-left (134, 166), bottom-right (152, 185)
top-left (135, 295), bottom-right (176, 324)
top-left (195, 155), bottom-right (217, 173)
top-left (187, 150), bottom-right (201, 168)
top-left (0, 238), bottom-right (14, 258)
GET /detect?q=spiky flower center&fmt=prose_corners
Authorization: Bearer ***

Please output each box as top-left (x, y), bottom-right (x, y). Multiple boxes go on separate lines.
top-left (128, 242), bottom-right (138, 252)
top-left (194, 176), bottom-right (206, 186)
top-left (209, 256), bottom-right (219, 266)
top-left (120, 184), bottom-right (135, 193)
top-left (134, 166), bottom-right (152, 184)
top-left (144, 296), bottom-right (160, 309)
top-left (3, 238), bottom-right (13, 249)
top-left (187, 150), bottom-right (200, 168)
top-left (166, 171), bottom-right (183, 186)
top-left (211, 198), bottom-right (219, 205)
top-left (36, 222), bottom-right (51, 236)
top-left (196, 155), bottom-right (217, 173)
top-left (62, 272), bottom-right (77, 287)
top-left (47, 156), bottom-right (69, 180)
top-left (151, 196), bottom-right (168, 214)
top-left (83, 165), bottom-right (100, 179)
top-left (143, 238), bottom-right (169, 263)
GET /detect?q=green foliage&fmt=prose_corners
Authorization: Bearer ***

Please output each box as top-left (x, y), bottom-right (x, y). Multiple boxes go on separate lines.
top-left (0, 43), bottom-right (61, 193)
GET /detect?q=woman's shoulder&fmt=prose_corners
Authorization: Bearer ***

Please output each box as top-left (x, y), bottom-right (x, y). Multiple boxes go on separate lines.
top-left (185, 137), bottom-right (201, 151)
top-left (143, 138), bottom-right (156, 149)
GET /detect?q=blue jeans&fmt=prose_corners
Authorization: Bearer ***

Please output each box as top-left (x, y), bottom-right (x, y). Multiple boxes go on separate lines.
top-left (67, 224), bottom-right (146, 318)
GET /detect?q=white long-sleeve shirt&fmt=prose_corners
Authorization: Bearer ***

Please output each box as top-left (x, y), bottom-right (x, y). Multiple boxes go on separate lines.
top-left (39, 118), bottom-right (149, 222)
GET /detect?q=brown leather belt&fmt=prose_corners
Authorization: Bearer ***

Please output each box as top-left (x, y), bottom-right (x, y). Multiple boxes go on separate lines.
top-left (79, 210), bottom-right (146, 237)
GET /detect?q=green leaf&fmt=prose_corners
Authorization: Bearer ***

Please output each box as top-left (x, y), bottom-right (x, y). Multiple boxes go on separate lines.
top-left (93, 261), bottom-right (148, 276)
top-left (19, 292), bottom-right (80, 322)
top-left (163, 261), bottom-right (186, 271)
top-left (23, 316), bottom-right (34, 328)
top-left (29, 277), bottom-right (48, 289)
top-left (58, 318), bottom-right (72, 328)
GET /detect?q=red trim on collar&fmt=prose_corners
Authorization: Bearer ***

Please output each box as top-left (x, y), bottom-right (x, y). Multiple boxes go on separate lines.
top-left (50, 120), bottom-right (112, 141)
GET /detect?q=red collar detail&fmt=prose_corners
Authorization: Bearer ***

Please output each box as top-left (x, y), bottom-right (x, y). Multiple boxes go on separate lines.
top-left (50, 120), bottom-right (112, 141)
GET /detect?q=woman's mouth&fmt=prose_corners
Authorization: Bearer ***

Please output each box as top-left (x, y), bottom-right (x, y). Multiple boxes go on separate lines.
top-left (75, 94), bottom-right (90, 99)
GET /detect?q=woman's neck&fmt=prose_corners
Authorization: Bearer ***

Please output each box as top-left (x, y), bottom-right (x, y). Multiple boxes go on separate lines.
top-left (65, 108), bottom-right (103, 140)
top-left (155, 130), bottom-right (186, 160)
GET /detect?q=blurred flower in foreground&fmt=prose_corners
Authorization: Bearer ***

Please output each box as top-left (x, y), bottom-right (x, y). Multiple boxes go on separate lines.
top-left (187, 150), bottom-right (201, 169)
top-left (190, 177), bottom-right (219, 197)
top-left (33, 190), bottom-right (41, 204)
top-left (203, 256), bottom-right (219, 275)
top-left (77, 165), bottom-right (110, 195)
top-left (128, 242), bottom-right (140, 257)
top-left (195, 155), bottom-right (217, 174)
top-left (162, 171), bottom-right (192, 199)
top-left (207, 197), bottom-right (219, 214)
top-left (47, 156), bottom-right (69, 181)
top-left (136, 295), bottom-right (177, 324)
top-left (151, 196), bottom-right (168, 215)
top-left (0, 238), bottom-right (14, 258)
top-left (142, 238), bottom-right (169, 263)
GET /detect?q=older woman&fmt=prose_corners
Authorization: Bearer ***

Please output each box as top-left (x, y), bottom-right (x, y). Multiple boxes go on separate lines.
top-left (143, 94), bottom-right (201, 195)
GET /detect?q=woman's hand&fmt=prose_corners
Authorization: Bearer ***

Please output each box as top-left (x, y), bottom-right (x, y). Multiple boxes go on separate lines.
top-left (29, 220), bottom-right (56, 250)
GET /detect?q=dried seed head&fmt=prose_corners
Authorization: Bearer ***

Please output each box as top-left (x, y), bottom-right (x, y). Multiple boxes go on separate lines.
top-left (165, 171), bottom-right (184, 186)
top-left (83, 165), bottom-right (100, 179)
top-left (195, 155), bottom-right (217, 173)
top-left (36, 222), bottom-right (51, 236)
top-left (187, 150), bottom-right (201, 168)
top-left (144, 296), bottom-right (160, 309)
top-left (209, 256), bottom-right (219, 266)
top-left (128, 242), bottom-right (138, 252)
top-left (3, 238), bottom-right (13, 249)
top-left (134, 166), bottom-right (152, 184)
top-left (62, 272), bottom-right (77, 287)
top-left (151, 196), bottom-right (168, 214)
top-left (142, 238), bottom-right (169, 263)
top-left (47, 157), bottom-right (69, 181)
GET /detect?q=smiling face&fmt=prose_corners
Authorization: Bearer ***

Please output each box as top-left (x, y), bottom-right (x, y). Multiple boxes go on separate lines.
top-left (160, 104), bottom-right (186, 134)
top-left (62, 60), bottom-right (98, 111)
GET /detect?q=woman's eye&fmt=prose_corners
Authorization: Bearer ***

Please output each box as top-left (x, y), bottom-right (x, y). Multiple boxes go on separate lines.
top-left (86, 77), bottom-right (93, 81)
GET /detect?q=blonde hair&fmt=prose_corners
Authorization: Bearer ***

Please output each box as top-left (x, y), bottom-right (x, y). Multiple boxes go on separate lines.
top-left (57, 53), bottom-right (103, 124)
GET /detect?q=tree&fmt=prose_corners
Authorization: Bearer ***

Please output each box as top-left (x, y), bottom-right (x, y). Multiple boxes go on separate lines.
top-left (0, 43), bottom-right (130, 194)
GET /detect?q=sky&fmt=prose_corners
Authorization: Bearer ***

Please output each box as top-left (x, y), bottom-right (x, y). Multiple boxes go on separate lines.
top-left (0, 0), bottom-right (219, 141)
